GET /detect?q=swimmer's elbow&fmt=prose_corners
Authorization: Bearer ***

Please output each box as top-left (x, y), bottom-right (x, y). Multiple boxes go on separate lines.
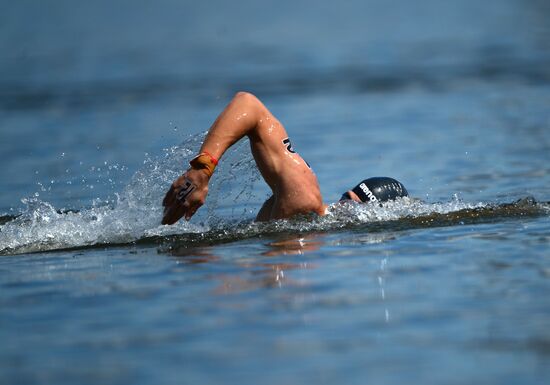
top-left (233, 91), bottom-right (260, 106)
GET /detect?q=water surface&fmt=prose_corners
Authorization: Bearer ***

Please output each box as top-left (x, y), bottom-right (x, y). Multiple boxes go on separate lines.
top-left (1, 0), bottom-right (549, 384)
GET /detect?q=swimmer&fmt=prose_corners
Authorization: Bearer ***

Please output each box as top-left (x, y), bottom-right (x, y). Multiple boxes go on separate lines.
top-left (162, 92), bottom-right (408, 224)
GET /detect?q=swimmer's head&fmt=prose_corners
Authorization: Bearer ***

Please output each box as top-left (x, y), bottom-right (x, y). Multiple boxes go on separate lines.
top-left (340, 177), bottom-right (408, 203)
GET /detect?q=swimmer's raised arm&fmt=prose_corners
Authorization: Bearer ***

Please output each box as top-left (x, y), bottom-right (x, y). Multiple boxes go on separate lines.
top-left (162, 92), bottom-right (323, 225)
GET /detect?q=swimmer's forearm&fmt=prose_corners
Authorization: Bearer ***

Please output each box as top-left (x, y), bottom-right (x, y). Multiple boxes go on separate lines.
top-left (198, 92), bottom-right (264, 160)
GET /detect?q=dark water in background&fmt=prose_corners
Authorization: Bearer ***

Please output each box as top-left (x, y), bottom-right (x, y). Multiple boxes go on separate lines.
top-left (1, 0), bottom-right (550, 384)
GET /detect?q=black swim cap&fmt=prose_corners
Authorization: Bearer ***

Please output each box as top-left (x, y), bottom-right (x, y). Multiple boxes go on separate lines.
top-left (341, 177), bottom-right (408, 203)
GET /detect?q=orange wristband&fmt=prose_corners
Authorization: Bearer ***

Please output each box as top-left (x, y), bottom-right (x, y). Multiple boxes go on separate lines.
top-left (189, 151), bottom-right (218, 177)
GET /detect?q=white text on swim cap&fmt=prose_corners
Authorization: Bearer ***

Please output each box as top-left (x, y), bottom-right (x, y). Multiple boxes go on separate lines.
top-left (359, 183), bottom-right (378, 202)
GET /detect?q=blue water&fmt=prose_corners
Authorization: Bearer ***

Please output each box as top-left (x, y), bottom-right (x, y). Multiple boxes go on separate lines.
top-left (1, 0), bottom-right (550, 384)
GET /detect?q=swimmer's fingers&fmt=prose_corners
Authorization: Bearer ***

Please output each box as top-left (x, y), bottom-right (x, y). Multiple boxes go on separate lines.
top-left (162, 169), bottom-right (210, 225)
top-left (162, 184), bottom-right (176, 207)
top-left (183, 198), bottom-right (204, 221)
top-left (162, 202), bottom-right (183, 225)
top-left (162, 197), bottom-right (202, 224)
top-left (161, 178), bottom-right (193, 224)
top-left (178, 188), bottom-right (205, 221)
top-left (163, 175), bottom-right (190, 208)
top-left (162, 188), bottom-right (206, 225)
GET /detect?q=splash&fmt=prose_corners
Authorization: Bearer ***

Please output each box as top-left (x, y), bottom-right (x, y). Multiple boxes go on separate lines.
top-left (0, 133), bottom-right (263, 255)
top-left (0, 134), bottom-right (548, 256)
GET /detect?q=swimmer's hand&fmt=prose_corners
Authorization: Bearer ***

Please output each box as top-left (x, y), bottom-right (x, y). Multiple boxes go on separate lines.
top-left (162, 168), bottom-right (210, 225)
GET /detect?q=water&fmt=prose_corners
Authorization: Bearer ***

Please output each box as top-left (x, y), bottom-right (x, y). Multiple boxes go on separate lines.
top-left (1, 0), bottom-right (550, 384)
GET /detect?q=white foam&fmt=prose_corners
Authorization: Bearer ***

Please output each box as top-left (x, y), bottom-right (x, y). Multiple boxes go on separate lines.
top-left (0, 134), bottom-right (493, 255)
top-left (0, 134), bottom-right (270, 255)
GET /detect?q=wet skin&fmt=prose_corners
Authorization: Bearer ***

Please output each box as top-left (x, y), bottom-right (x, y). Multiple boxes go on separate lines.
top-left (162, 92), bottom-right (327, 225)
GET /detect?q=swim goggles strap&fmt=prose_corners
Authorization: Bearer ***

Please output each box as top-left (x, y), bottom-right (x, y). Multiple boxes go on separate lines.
top-left (189, 151), bottom-right (218, 177)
